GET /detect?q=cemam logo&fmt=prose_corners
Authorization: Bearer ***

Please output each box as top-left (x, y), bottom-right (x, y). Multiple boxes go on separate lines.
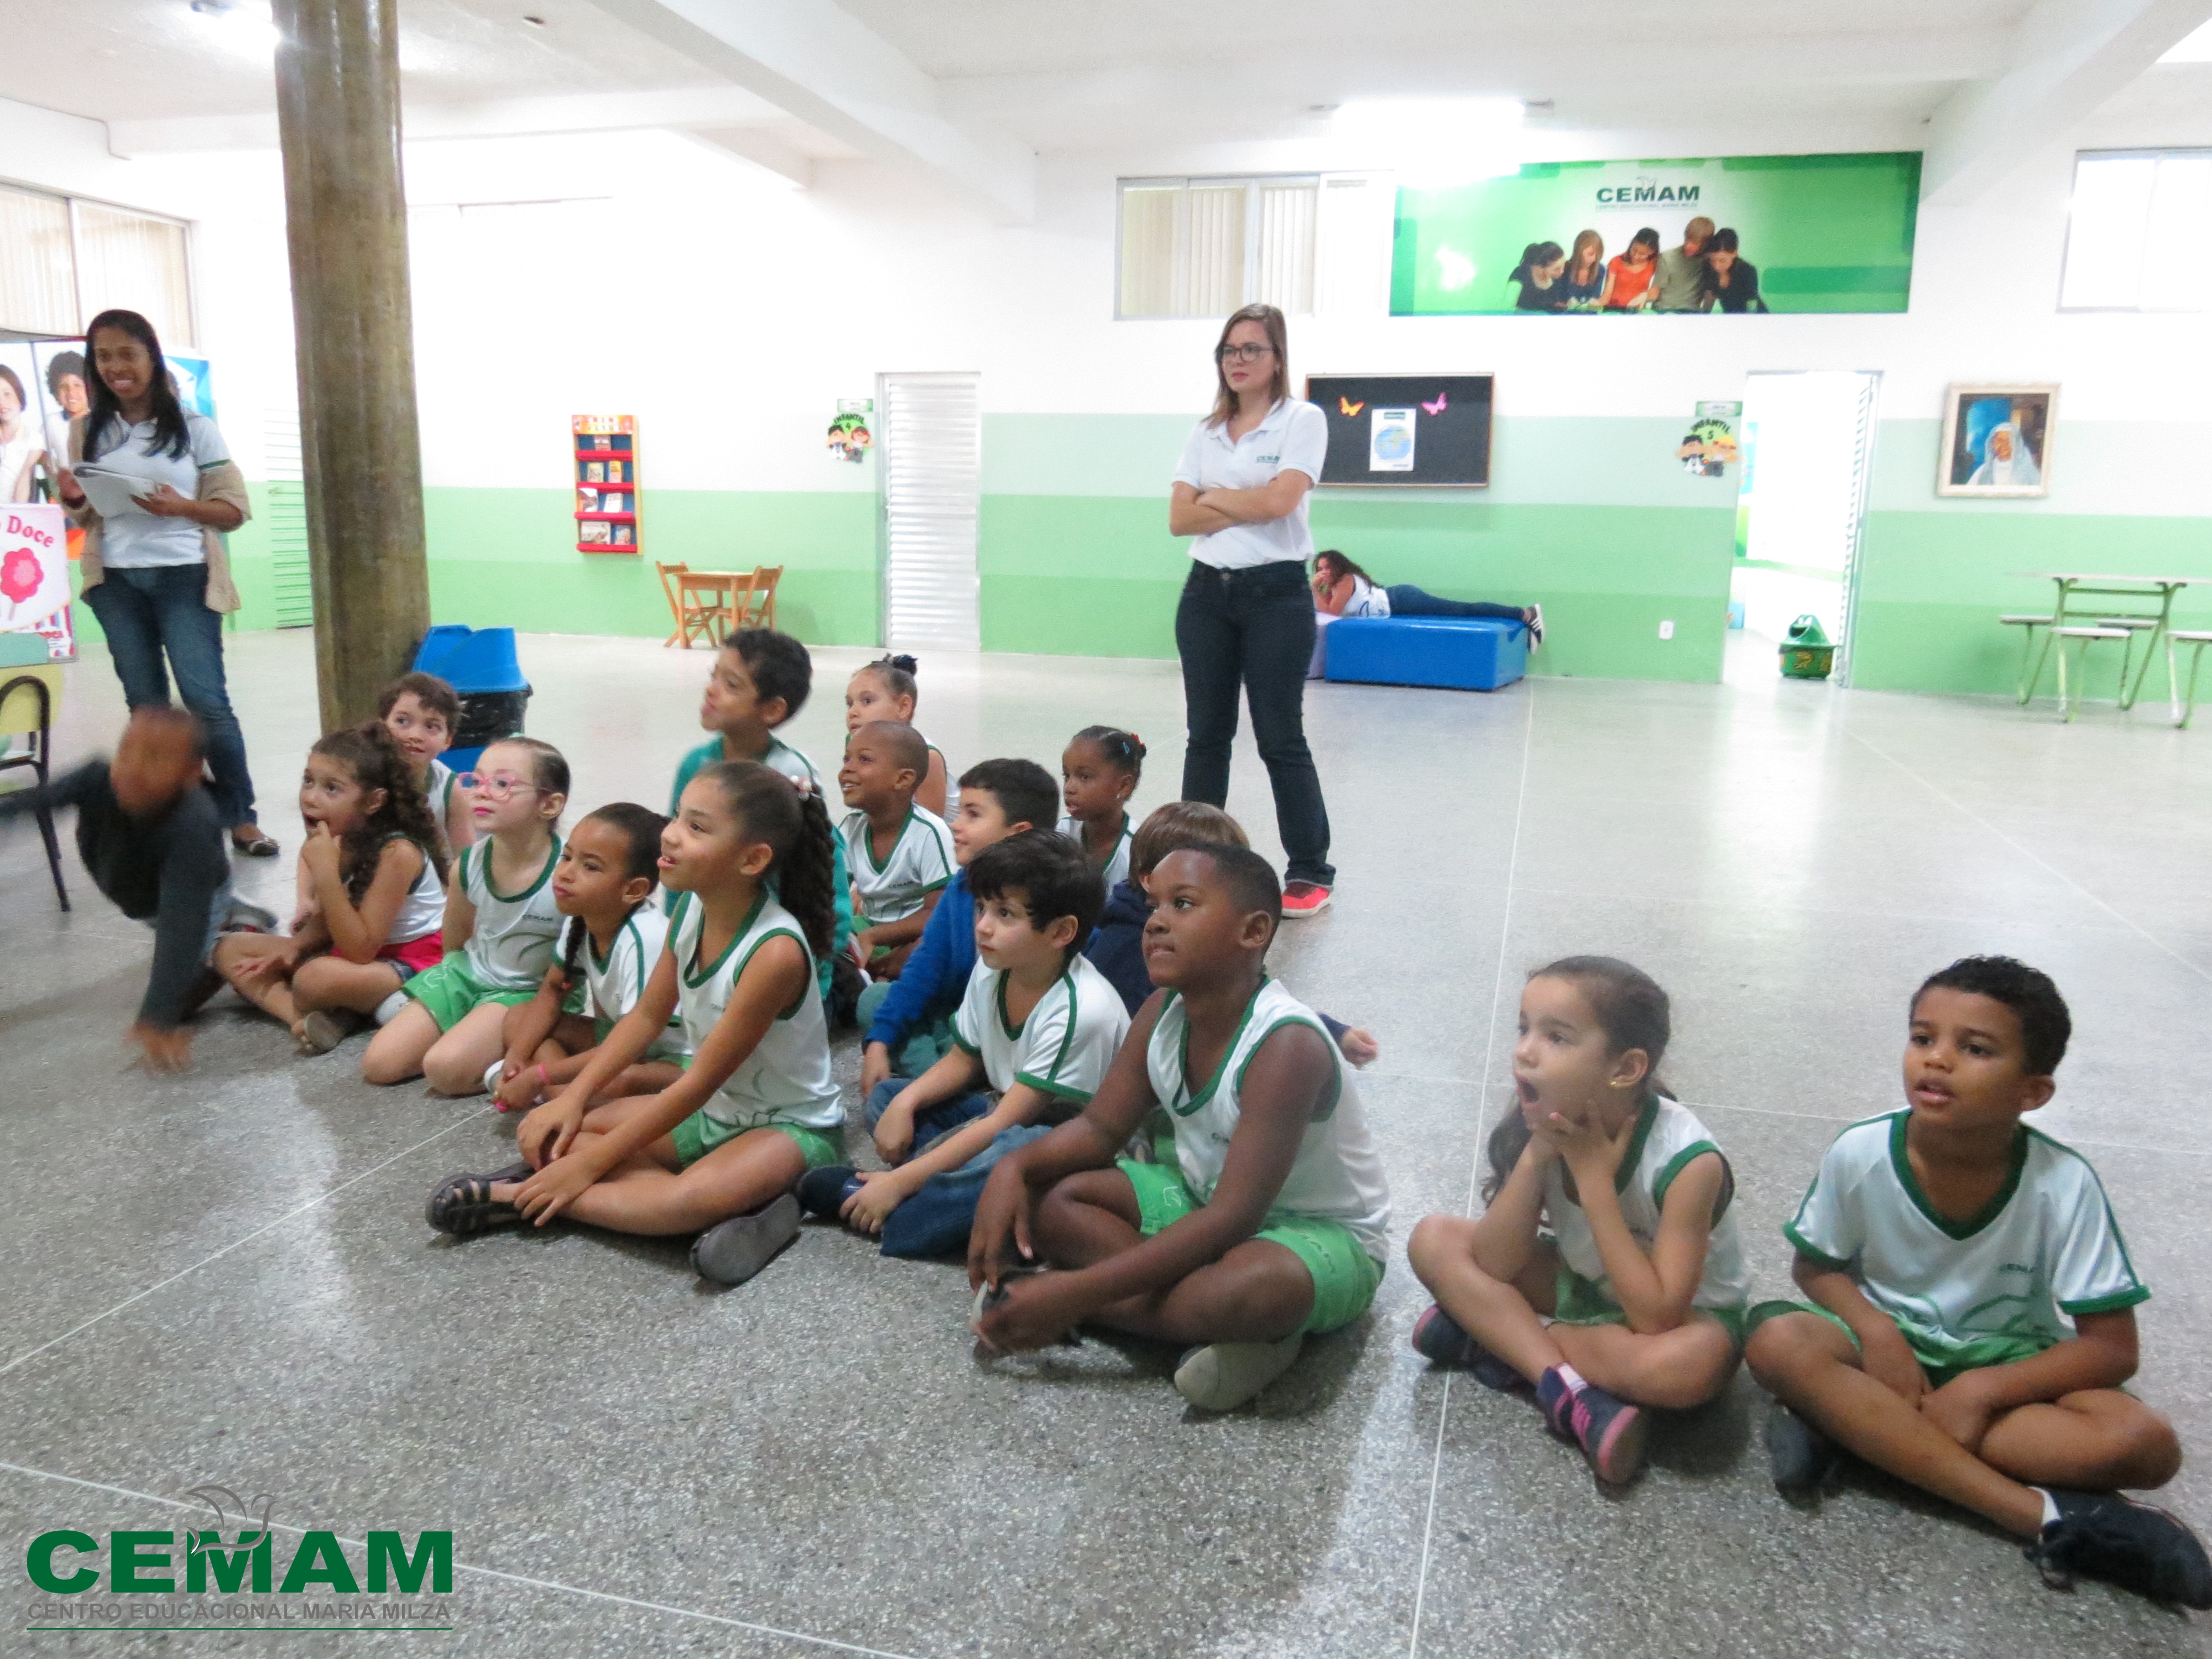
top-left (22, 1486), bottom-right (453, 1632)
top-left (1595, 178), bottom-right (1702, 206)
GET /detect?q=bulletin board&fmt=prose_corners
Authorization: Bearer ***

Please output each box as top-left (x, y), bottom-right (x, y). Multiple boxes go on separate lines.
top-left (1305, 375), bottom-right (1494, 488)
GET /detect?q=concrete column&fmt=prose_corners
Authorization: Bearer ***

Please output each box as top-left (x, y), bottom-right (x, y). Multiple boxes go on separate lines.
top-left (273, 0), bottom-right (430, 731)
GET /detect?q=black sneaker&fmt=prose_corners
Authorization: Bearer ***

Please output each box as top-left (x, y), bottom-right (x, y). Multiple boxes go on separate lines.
top-left (796, 1165), bottom-right (862, 1220)
top-left (2026, 1488), bottom-right (2212, 1608)
top-left (1765, 1403), bottom-right (1843, 1495)
top-left (1410, 1303), bottom-right (1524, 1392)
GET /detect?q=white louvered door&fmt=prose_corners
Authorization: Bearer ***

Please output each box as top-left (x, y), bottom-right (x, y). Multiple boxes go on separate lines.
top-left (878, 372), bottom-right (981, 651)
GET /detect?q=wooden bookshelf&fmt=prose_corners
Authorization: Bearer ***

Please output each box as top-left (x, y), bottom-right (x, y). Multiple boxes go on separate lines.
top-left (573, 414), bottom-right (639, 555)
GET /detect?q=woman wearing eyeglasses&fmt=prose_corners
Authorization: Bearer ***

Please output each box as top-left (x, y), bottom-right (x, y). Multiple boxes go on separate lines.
top-left (1168, 304), bottom-right (1336, 916)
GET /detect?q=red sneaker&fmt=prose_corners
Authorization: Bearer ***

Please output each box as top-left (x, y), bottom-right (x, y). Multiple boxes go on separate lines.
top-left (1282, 881), bottom-right (1333, 918)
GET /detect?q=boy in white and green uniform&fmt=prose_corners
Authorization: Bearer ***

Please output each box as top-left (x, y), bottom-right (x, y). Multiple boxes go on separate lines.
top-left (405, 836), bottom-right (564, 1031)
top-left (1546, 1093), bottom-right (1751, 1342)
top-left (842, 803), bottom-right (955, 927)
top-left (666, 889), bottom-right (842, 1171)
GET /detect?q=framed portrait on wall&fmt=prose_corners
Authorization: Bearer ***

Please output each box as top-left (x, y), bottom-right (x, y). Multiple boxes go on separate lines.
top-left (1939, 384), bottom-right (2056, 498)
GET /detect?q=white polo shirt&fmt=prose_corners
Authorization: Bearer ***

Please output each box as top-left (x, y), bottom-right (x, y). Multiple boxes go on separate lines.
top-left (1172, 398), bottom-right (1330, 571)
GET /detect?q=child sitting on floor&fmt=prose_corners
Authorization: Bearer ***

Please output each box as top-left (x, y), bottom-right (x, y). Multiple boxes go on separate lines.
top-left (363, 736), bottom-right (568, 1093)
top-left (1086, 800), bottom-right (1378, 1065)
top-left (844, 653), bottom-right (948, 816)
top-left (379, 670), bottom-right (473, 854)
top-left (426, 761), bottom-right (843, 1288)
top-left (216, 722), bottom-right (450, 1056)
top-left (968, 844), bottom-right (1391, 1412)
top-left (858, 757), bottom-right (1060, 1094)
top-left (0, 707), bottom-right (270, 1072)
top-left (839, 720), bottom-right (955, 982)
top-left (671, 626), bottom-right (852, 1003)
top-left (486, 803), bottom-right (691, 1113)
top-left (1745, 956), bottom-right (2209, 1607)
top-left (801, 829), bottom-right (1129, 1258)
top-left (1057, 725), bottom-right (1142, 894)
top-left (1406, 957), bottom-right (1748, 1487)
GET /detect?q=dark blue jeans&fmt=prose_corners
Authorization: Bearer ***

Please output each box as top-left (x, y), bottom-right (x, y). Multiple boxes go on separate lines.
top-left (1386, 585), bottom-right (1526, 627)
top-left (860, 1077), bottom-right (1047, 1259)
top-left (1175, 560), bottom-right (1334, 888)
top-left (83, 565), bottom-right (258, 827)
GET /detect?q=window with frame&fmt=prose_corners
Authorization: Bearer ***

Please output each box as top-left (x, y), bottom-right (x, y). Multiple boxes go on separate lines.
top-left (0, 181), bottom-right (196, 345)
top-left (2059, 149), bottom-right (2212, 311)
top-left (1117, 174), bottom-right (1387, 319)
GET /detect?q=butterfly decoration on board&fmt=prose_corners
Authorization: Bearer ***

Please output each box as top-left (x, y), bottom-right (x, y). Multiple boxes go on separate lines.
top-left (1339, 397), bottom-right (1365, 418)
top-left (1421, 392), bottom-right (1448, 416)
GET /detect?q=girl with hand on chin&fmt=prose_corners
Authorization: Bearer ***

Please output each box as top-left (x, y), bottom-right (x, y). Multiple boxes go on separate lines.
top-left (54, 309), bottom-right (273, 858)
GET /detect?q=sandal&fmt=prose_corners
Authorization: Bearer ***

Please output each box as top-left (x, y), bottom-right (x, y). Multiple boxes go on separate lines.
top-left (231, 826), bottom-right (281, 858)
top-left (426, 1161), bottom-right (533, 1237)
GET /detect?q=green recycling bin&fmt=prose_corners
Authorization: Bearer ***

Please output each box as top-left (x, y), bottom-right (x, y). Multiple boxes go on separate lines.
top-left (1780, 614), bottom-right (1836, 680)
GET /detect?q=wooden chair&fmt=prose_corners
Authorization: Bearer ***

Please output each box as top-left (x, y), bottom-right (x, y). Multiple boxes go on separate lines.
top-left (0, 665), bottom-right (69, 909)
top-left (728, 565), bottom-right (782, 632)
top-left (656, 561), bottom-right (731, 650)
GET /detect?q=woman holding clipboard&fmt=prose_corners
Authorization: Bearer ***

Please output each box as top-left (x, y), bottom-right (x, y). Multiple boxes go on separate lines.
top-left (56, 308), bottom-right (274, 857)
top-left (1168, 303), bottom-right (1335, 916)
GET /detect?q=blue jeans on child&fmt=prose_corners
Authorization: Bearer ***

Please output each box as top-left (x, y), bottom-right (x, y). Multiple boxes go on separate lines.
top-left (1384, 585), bottom-right (1527, 626)
top-left (860, 1077), bottom-right (1051, 1259)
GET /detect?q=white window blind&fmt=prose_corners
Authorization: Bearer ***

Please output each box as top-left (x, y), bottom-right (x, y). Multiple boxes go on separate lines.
top-left (1117, 176), bottom-right (1335, 318)
top-left (2061, 150), bottom-right (2212, 311)
top-left (879, 372), bottom-right (981, 653)
top-left (0, 183), bottom-right (195, 344)
top-left (0, 186), bottom-right (77, 335)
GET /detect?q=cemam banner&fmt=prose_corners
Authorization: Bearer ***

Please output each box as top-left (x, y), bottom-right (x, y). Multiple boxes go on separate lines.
top-left (1391, 153), bottom-right (1921, 316)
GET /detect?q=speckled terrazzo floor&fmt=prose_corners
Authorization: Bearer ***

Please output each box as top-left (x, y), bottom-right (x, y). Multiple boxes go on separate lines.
top-left (3, 627), bottom-right (2209, 1657)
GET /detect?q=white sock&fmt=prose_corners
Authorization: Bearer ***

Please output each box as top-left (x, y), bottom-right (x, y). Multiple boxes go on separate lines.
top-left (374, 992), bottom-right (408, 1026)
top-left (1553, 1363), bottom-right (1588, 1395)
top-left (2034, 1486), bottom-right (2060, 1528)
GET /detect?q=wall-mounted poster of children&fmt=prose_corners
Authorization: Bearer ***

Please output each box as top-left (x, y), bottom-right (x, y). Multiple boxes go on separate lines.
top-left (1677, 400), bottom-right (1743, 478)
top-left (827, 398), bottom-right (873, 463)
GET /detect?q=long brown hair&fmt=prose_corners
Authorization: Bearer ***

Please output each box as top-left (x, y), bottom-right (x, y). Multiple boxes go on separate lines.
top-left (309, 722), bottom-right (450, 903)
top-left (1569, 229), bottom-right (1604, 277)
top-left (1207, 303), bottom-right (1290, 428)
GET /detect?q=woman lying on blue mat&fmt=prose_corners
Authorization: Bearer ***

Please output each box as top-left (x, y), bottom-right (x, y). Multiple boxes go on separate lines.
top-left (1309, 551), bottom-right (1543, 676)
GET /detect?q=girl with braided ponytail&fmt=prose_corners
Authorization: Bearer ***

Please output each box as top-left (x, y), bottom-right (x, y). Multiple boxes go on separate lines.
top-left (429, 762), bottom-right (843, 1287)
top-left (845, 652), bottom-right (948, 816)
top-left (213, 722), bottom-right (448, 1055)
top-left (1058, 724), bottom-right (1145, 893)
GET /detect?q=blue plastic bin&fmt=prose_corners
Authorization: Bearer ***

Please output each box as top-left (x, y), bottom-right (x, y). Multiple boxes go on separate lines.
top-left (411, 625), bottom-right (531, 773)
top-left (1323, 617), bottom-right (1527, 692)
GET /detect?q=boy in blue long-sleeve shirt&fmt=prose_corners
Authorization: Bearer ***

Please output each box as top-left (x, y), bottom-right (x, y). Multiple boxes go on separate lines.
top-left (859, 758), bottom-right (1059, 1102)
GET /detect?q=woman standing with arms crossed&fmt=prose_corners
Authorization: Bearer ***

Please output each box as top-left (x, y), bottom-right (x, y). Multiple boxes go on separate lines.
top-left (1170, 304), bottom-right (1335, 916)
top-left (55, 309), bottom-right (275, 857)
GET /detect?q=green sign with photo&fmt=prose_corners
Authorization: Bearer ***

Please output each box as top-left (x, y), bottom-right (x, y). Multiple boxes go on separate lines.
top-left (1391, 152), bottom-right (1922, 316)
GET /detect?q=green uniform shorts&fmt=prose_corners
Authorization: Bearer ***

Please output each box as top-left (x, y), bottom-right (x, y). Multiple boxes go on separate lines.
top-left (1117, 1157), bottom-right (1384, 1337)
top-left (402, 954), bottom-right (539, 1034)
top-left (1743, 1299), bottom-right (2052, 1391)
top-left (1552, 1263), bottom-right (1748, 1347)
top-left (670, 1111), bottom-right (842, 1172)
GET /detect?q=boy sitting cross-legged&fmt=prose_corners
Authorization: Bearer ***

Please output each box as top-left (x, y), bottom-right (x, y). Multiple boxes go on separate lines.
top-left (857, 757), bottom-right (1060, 1095)
top-left (801, 829), bottom-right (1130, 1258)
top-left (838, 719), bottom-right (956, 982)
top-left (968, 844), bottom-right (1392, 1412)
top-left (1746, 956), bottom-right (2211, 1608)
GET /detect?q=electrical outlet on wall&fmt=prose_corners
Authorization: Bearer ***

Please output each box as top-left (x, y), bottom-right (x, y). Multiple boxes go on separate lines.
top-left (1659, 619), bottom-right (1675, 640)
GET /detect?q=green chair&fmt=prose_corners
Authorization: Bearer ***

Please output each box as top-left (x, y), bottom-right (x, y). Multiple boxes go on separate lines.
top-left (2167, 630), bottom-right (2212, 729)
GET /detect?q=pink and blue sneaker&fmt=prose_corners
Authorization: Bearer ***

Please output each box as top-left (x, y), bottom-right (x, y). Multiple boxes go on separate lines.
top-left (1537, 1365), bottom-right (1650, 1485)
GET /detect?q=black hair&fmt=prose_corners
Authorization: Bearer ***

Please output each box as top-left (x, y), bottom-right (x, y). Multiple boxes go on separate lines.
top-left (1070, 724), bottom-right (1146, 781)
top-left (1511, 240), bottom-right (1565, 282)
top-left (377, 670), bottom-right (461, 726)
top-left (957, 758), bottom-right (1058, 835)
top-left (82, 309), bottom-right (192, 462)
top-left (723, 628), bottom-right (812, 723)
top-left (1483, 957), bottom-right (1673, 1204)
top-left (857, 653), bottom-right (918, 704)
top-left (1914, 956), bottom-right (2071, 1076)
top-left (559, 802), bottom-right (670, 988)
top-left (697, 760), bottom-right (837, 960)
top-left (45, 350), bottom-right (86, 399)
top-left (852, 718), bottom-right (928, 781)
top-left (484, 735), bottom-right (570, 817)
top-left (1314, 549), bottom-right (1372, 586)
top-left (968, 829), bottom-right (1105, 964)
top-left (309, 721), bottom-right (450, 903)
top-left (1160, 843), bottom-right (1281, 935)
top-left (1706, 227), bottom-right (1740, 255)
top-left (1628, 227), bottom-right (1661, 256)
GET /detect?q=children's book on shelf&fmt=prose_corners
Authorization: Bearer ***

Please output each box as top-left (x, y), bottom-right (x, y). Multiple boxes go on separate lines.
top-left (572, 415), bottom-right (639, 556)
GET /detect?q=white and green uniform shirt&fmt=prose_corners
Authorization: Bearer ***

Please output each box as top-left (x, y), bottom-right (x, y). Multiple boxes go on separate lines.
top-left (953, 954), bottom-right (1130, 1120)
top-left (670, 733), bottom-right (822, 811)
top-left (669, 890), bottom-right (840, 1132)
top-left (426, 757), bottom-right (458, 826)
top-left (1057, 813), bottom-right (1132, 895)
top-left (1785, 1111), bottom-right (2148, 1369)
top-left (562, 910), bottom-right (690, 1060)
top-left (841, 805), bottom-right (955, 926)
top-left (1543, 1094), bottom-right (1750, 1316)
top-left (388, 841), bottom-right (446, 946)
top-left (1146, 979), bottom-right (1391, 1262)
top-left (458, 836), bottom-right (564, 990)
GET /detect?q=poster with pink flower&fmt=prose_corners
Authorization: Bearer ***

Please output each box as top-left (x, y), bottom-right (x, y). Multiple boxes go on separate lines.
top-left (1, 503), bottom-right (69, 632)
